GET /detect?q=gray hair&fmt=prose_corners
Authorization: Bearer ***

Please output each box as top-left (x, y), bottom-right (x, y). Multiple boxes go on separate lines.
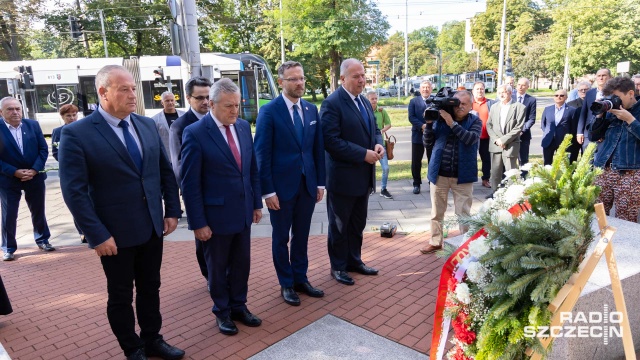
top-left (576, 81), bottom-right (591, 89)
top-left (631, 74), bottom-right (640, 80)
top-left (472, 81), bottom-right (485, 89)
top-left (209, 78), bottom-right (240, 103)
top-left (95, 65), bottom-right (129, 92)
top-left (0, 96), bottom-right (19, 109)
top-left (160, 91), bottom-right (174, 100)
top-left (518, 77), bottom-right (530, 86)
top-left (498, 84), bottom-right (513, 93)
top-left (365, 90), bottom-right (377, 97)
top-left (598, 68), bottom-right (612, 77)
top-left (421, 80), bottom-right (432, 87)
top-left (455, 90), bottom-right (472, 102)
top-left (340, 58), bottom-right (362, 76)
top-left (277, 61), bottom-right (303, 78)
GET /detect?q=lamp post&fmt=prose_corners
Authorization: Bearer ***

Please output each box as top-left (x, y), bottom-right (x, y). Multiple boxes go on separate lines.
top-left (279, 0), bottom-right (285, 64)
top-left (497, 0), bottom-right (507, 86)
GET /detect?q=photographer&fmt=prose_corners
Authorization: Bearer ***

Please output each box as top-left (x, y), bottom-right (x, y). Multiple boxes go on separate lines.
top-left (590, 77), bottom-right (640, 222)
top-left (419, 91), bottom-right (481, 254)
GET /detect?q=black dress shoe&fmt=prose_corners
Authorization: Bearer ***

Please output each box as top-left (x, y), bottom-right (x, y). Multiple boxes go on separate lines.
top-left (145, 339), bottom-right (185, 360)
top-left (216, 316), bottom-right (238, 335)
top-left (230, 309), bottom-right (262, 327)
top-left (294, 282), bottom-right (324, 298)
top-left (38, 243), bottom-right (55, 252)
top-left (281, 287), bottom-right (301, 306)
top-left (346, 264), bottom-right (379, 275)
top-left (331, 270), bottom-right (355, 285)
top-left (413, 186), bottom-right (421, 194)
top-left (126, 349), bottom-right (148, 360)
top-left (80, 235), bottom-right (87, 244)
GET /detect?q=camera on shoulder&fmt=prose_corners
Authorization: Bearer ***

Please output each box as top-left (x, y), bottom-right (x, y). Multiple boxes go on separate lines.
top-left (590, 95), bottom-right (622, 115)
top-left (423, 86), bottom-right (459, 121)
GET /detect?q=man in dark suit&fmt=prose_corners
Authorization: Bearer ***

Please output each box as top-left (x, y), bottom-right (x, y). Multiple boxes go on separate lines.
top-left (254, 61), bottom-right (326, 306)
top-left (59, 65), bottom-right (184, 360)
top-left (181, 78), bottom-right (263, 336)
top-left (567, 81), bottom-right (590, 110)
top-left (514, 78), bottom-right (537, 177)
top-left (168, 76), bottom-right (211, 285)
top-left (407, 80), bottom-right (432, 194)
top-left (540, 89), bottom-right (579, 165)
top-left (566, 81), bottom-right (590, 162)
top-left (320, 58), bottom-right (384, 286)
top-left (0, 97), bottom-right (54, 261)
top-left (578, 68), bottom-right (611, 152)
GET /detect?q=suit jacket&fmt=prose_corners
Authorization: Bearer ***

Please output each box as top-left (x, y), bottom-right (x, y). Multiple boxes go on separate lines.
top-left (567, 98), bottom-right (583, 110)
top-left (151, 109), bottom-right (185, 156)
top-left (254, 95), bottom-right (325, 201)
top-left (51, 125), bottom-right (62, 161)
top-left (0, 119), bottom-right (48, 187)
top-left (319, 86), bottom-right (383, 197)
top-left (486, 101), bottom-right (526, 156)
top-left (168, 109), bottom-right (200, 185)
top-left (408, 96), bottom-right (428, 144)
top-left (58, 110), bottom-right (181, 249)
top-left (513, 93), bottom-right (537, 140)
top-left (181, 114), bottom-right (262, 235)
top-left (540, 104), bottom-right (578, 149)
top-left (578, 88), bottom-right (599, 142)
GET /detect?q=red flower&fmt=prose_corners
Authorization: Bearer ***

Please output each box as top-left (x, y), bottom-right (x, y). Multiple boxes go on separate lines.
top-left (448, 276), bottom-right (458, 292)
top-left (449, 345), bottom-right (473, 360)
top-left (452, 312), bottom-right (476, 345)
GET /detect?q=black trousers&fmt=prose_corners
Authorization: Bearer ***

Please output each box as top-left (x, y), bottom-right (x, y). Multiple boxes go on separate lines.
top-left (195, 239), bottom-right (208, 279)
top-left (326, 191), bottom-right (368, 270)
top-left (100, 233), bottom-right (163, 356)
top-left (479, 138), bottom-right (491, 181)
top-left (411, 142), bottom-right (432, 186)
top-left (519, 137), bottom-right (531, 177)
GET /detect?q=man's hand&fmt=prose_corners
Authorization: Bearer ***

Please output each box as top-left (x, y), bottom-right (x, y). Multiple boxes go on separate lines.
top-left (576, 134), bottom-right (584, 144)
top-left (495, 139), bottom-right (504, 147)
top-left (421, 123), bottom-right (427, 132)
top-left (95, 237), bottom-right (118, 256)
top-left (364, 149), bottom-right (381, 164)
top-left (374, 144), bottom-right (385, 157)
top-left (609, 108), bottom-right (636, 125)
top-left (265, 195), bottom-right (280, 210)
top-left (316, 188), bottom-right (325, 203)
top-left (163, 217), bottom-right (178, 236)
top-left (194, 226), bottom-right (212, 241)
top-left (14, 169), bottom-right (33, 181)
top-left (253, 209), bottom-right (262, 224)
top-left (439, 110), bottom-right (454, 128)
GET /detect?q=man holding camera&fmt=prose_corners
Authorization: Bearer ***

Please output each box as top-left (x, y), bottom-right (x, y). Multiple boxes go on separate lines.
top-left (419, 91), bottom-right (481, 254)
top-left (589, 77), bottom-right (640, 223)
top-left (578, 68), bottom-right (611, 150)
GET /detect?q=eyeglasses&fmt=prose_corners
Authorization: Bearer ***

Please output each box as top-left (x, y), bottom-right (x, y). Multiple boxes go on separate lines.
top-left (282, 77), bottom-right (306, 82)
top-left (578, 89), bottom-right (589, 92)
top-left (191, 95), bottom-right (209, 101)
top-left (554, 94), bottom-right (566, 98)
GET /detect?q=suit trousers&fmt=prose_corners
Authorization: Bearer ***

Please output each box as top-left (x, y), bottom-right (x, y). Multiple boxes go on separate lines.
top-left (326, 191), bottom-right (368, 270)
top-left (203, 227), bottom-right (251, 318)
top-left (479, 138), bottom-right (491, 181)
top-left (490, 152), bottom-right (518, 191)
top-left (429, 177), bottom-right (472, 246)
top-left (0, 177), bottom-right (50, 253)
top-left (411, 142), bottom-right (432, 186)
top-left (542, 145), bottom-right (558, 166)
top-left (100, 233), bottom-right (163, 356)
top-left (519, 137), bottom-right (531, 177)
top-left (195, 239), bottom-right (208, 280)
top-left (269, 176), bottom-right (316, 287)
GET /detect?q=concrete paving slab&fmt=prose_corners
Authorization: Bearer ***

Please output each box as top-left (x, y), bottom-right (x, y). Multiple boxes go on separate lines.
top-left (249, 315), bottom-right (428, 360)
top-left (366, 209), bottom-right (404, 220)
top-left (379, 200), bottom-right (417, 210)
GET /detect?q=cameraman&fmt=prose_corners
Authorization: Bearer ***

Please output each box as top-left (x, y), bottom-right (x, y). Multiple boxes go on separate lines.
top-left (419, 91), bottom-right (481, 254)
top-left (590, 76), bottom-right (640, 222)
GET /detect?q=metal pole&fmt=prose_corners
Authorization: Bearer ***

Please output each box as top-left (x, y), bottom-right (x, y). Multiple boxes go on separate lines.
top-left (497, 0), bottom-right (507, 86)
top-left (438, 49), bottom-right (442, 88)
top-left (183, 0), bottom-right (202, 77)
top-left (99, 10), bottom-right (108, 57)
top-left (404, 0), bottom-right (409, 97)
top-left (279, 0), bottom-right (285, 64)
top-left (562, 25), bottom-right (572, 90)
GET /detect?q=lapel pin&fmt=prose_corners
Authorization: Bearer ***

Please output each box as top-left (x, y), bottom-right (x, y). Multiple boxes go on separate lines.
top-left (305, 106), bottom-right (308, 111)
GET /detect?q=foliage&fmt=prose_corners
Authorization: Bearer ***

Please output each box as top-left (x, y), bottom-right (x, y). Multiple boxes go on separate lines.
top-left (376, 27), bottom-right (438, 81)
top-left (0, 0), bottom-right (44, 60)
top-left (437, 21), bottom-right (477, 74)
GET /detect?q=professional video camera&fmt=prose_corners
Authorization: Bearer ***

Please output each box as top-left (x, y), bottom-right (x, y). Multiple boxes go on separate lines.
top-left (590, 94), bottom-right (622, 115)
top-left (423, 86), bottom-right (459, 121)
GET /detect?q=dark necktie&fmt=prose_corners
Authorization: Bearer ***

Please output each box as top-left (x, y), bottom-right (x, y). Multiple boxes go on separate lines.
top-left (224, 125), bottom-right (242, 169)
top-left (292, 104), bottom-right (304, 144)
top-left (354, 96), bottom-right (371, 132)
top-left (118, 120), bottom-right (143, 172)
top-left (518, 96), bottom-right (523, 104)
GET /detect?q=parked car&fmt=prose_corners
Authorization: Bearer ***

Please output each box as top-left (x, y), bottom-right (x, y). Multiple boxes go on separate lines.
top-left (377, 88), bottom-right (390, 96)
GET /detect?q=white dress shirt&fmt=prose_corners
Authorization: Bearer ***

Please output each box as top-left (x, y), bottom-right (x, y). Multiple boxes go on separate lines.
top-left (98, 106), bottom-right (143, 157)
top-left (4, 120), bottom-right (23, 154)
top-left (554, 104), bottom-right (566, 126)
top-left (210, 113), bottom-right (241, 157)
top-left (282, 96), bottom-right (304, 126)
top-left (500, 102), bottom-right (512, 133)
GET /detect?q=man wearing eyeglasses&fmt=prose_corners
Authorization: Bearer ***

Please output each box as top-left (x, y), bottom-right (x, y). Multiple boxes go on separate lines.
top-left (631, 74), bottom-right (640, 97)
top-left (541, 89), bottom-right (579, 165)
top-left (567, 81), bottom-right (591, 161)
top-left (578, 68), bottom-right (611, 152)
top-left (168, 76), bottom-right (212, 288)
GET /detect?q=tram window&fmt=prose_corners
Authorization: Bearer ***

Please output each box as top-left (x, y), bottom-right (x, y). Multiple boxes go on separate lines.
top-left (142, 80), bottom-right (184, 110)
top-left (35, 85), bottom-right (58, 113)
top-left (0, 81), bottom-right (9, 98)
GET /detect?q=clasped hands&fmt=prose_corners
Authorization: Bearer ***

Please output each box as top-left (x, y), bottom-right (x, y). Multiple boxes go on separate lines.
top-left (14, 169), bottom-right (37, 182)
top-left (94, 217), bottom-right (178, 256)
top-left (365, 144), bottom-right (385, 164)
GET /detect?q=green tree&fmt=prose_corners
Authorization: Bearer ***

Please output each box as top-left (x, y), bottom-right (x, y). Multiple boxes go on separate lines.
top-left (436, 20), bottom-right (476, 74)
top-left (515, 33), bottom-right (550, 89)
top-left (0, 0), bottom-right (44, 60)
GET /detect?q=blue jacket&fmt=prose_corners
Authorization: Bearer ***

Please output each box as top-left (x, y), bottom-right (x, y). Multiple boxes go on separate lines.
top-left (540, 104), bottom-right (579, 149)
top-left (425, 113), bottom-right (482, 184)
top-left (591, 100), bottom-right (640, 170)
top-left (0, 118), bottom-right (48, 187)
top-left (408, 96), bottom-right (428, 144)
top-left (513, 93), bottom-right (537, 141)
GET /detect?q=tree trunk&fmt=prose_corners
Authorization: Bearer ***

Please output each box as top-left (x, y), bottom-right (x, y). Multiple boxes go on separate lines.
top-left (321, 82), bottom-right (328, 98)
top-left (329, 47), bottom-right (341, 92)
top-left (310, 92), bottom-right (317, 102)
top-left (0, 15), bottom-right (22, 61)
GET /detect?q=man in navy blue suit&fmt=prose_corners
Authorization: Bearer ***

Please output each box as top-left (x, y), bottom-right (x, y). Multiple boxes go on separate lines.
top-left (578, 68), bottom-right (611, 152)
top-left (514, 78), bottom-right (537, 176)
top-left (407, 80), bottom-right (432, 194)
top-left (168, 76), bottom-right (212, 285)
top-left (181, 78), bottom-right (263, 336)
top-left (59, 65), bottom-right (184, 360)
top-left (320, 58), bottom-right (384, 286)
top-left (254, 61), bottom-right (326, 306)
top-left (0, 97), bottom-right (54, 261)
top-left (540, 89), bottom-right (579, 165)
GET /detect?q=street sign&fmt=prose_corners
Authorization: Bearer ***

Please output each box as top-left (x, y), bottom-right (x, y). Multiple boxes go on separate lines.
top-left (617, 61), bottom-right (630, 74)
top-left (367, 60), bottom-right (380, 65)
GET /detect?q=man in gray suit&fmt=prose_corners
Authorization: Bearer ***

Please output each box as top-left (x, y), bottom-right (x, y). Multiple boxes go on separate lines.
top-left (151, 92), bottom-right (185, 156)
top-left (486, 84), bottom-right (526, 191)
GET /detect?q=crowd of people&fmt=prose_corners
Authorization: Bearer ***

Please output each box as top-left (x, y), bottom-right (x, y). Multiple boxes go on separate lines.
top-left (1, 58), bottom-right (639, 359)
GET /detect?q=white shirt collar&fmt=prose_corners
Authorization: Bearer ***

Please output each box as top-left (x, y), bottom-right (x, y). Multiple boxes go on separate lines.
top-left (282, 95), bottom-right (301, 111)
top-left (4, 119), bottom-right (21, 130)
top-left (98, 105), bottom-right (131, 126)
top-left (210, 112), bottom-right (234, 129)
top-left (191, 108), bottom-right (207, 120)
top-left (342, 86), bottom-right (360, 101)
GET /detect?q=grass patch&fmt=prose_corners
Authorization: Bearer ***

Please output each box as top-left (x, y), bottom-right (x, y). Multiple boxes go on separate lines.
top-left (385, 108), bottom-right (411, 127)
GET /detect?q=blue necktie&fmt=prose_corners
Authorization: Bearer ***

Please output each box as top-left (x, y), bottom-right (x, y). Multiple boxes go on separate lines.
top-left (118, 120), bottom-right (143, 172)
top-left (354, 96), bottom-right (371, 132)
top-left (292, 104), bottom-right (304, 145)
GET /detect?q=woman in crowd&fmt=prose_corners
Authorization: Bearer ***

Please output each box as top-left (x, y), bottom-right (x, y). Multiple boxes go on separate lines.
top-left (366, 91), bottom-right (393, 199)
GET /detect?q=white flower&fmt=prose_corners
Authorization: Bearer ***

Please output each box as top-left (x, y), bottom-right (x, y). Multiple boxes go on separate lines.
top-left (520, 163), bottom-right (533, 172)
top-left (503, 169), bottom-right (521, 178)
top-left (494, 209), bottom-right (513, 224)
top-left (467, 262), bottom-right (489, 283)
top-left (503, 184), bottom-right (526, 205)
top-left (480, 198), bottom-right (495, 213)
top-left (468, 236), bottom-right (490, 258)
top-left (544, 165), bottom-right (553, 171)
top-left (455, 282), bottom-right (471, 304)
top-left (523, 176), bottom-right (542, 189)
